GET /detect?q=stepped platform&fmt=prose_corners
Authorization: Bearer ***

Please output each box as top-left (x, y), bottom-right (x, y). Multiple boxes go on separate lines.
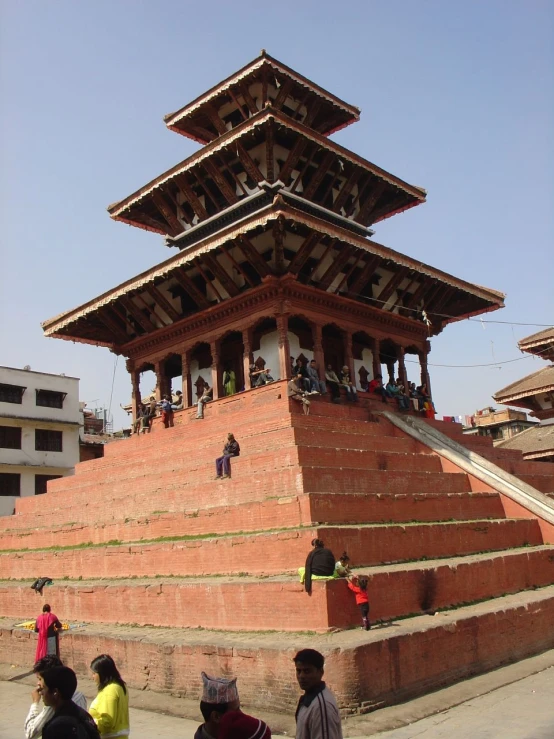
top-left (1, 382), bottom-right (554, 716)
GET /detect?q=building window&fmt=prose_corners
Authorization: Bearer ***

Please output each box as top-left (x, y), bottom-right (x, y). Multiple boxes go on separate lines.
top-left (35, 474), bottom-right (63, 495)
top-left (36, 389), bottom-right (66, 409)
top-left (0, 473), bottom-right (21, 496)
top-left (0, 426), bottom-right (22, 449)
top-left (0, 383), bottom-right (25, 404)
top-left (35, 429), bottom-right (63, 452)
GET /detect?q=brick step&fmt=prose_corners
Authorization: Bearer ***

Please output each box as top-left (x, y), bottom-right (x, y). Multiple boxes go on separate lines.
top-left (2, 546), bottom-right (554, 632)
top-left (511, 475), bottom-right (554, 494)
top-left (0, 491), bottom-right (507, 549)
top-left (2, 587), bottom-right (554, 714)
top-left (0, 519), bottom-right (543, 579)
top-left (81, 426), bottom-right (423, 479)
top-left (13, 467), bottom-right (476, 524)
top-left (16, 452), bottom-right (459, 518)
top-left (68, 438), bottom-right (440, 489)
top-left (491, 458), bottom-right (554, 478)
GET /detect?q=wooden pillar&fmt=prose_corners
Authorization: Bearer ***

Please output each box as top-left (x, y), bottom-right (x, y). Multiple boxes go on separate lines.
top-left (181, 349), bottom-right (192, 407)
top-left (126, 359), bottom-right (141, 424)
top-left (343, 330), bottom-right (353, 375)
top-left (372, 338), bottom-right (381, 379)
top-left (397, 345), bottom-right (408, 389)
top-left (242, 327), bottom-right (253, 390)
top-left (313, 324), bottom-right (325, 374)
top-left (419, 341), bottom-right (432, 397)
top-left (153, 360), bottom-right (164, 402)
top-left (210, 340), bottom-right (220, 400)
top-left (276, 314), bottom-right (291, 380)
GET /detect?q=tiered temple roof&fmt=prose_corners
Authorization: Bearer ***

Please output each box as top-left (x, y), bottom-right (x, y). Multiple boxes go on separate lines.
top-left (43, 53), bottom-right (504, 352)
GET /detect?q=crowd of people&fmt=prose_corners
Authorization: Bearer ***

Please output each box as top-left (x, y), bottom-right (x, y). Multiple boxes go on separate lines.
top-left (25, 647), bottom-right (344, 739)
top-left (131, 355), bottom-right (434, 431)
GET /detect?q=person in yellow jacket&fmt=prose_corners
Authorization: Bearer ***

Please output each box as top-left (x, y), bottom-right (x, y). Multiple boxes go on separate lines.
top-left (89, 654), bottom-right (130, 738)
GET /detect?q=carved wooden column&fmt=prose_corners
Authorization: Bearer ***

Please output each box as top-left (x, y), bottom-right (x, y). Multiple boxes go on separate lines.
top-left (372, 338), bottom-right (381, 379)
top-left (153, 360), bottom-right (164, 402)
top-left (276, 314), bottom-right (291, 380)
top-left (419, 341), bottom-right (432, 396)
top-left (126, 359), bottom-right (141, 424)
top-left (343, 330), bottom-right (353, 376)
top-left (242, 327), bottom-right (253, 390)
top-left (210, 340), bottom-right (220, 400)
top-left (397, 345), bottom-right (408, 389)
top-left (312, 323), bottom-right (325, 375)
top-left (181, 349), bottom-right (192, 407)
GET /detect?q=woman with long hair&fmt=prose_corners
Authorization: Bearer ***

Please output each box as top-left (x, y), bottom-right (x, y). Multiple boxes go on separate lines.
top-left (89, 654), bottom-right (130, 738)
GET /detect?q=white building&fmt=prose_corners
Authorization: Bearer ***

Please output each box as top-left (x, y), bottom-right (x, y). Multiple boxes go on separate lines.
top-left (0, 366), bottom-right (81, 516)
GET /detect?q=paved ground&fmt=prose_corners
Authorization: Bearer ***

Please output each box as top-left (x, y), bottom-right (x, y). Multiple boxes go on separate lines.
top-left (1, 652), bottom-right (554, 738)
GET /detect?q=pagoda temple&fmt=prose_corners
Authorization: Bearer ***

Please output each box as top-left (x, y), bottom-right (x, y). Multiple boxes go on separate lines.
top-left (42, 51), bottom-right (505, 418)
top-left (494, 327), bottom-right (554, 461)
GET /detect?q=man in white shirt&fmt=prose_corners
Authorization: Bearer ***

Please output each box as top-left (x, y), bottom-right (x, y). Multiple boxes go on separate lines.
top-left (294, 649), bottom-right (342, 739)
top-left (24, 655), bottom-right (87, 739)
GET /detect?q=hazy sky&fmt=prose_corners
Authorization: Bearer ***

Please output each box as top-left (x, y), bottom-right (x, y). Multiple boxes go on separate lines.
top-left (1, 1), bottom-right (552, 428)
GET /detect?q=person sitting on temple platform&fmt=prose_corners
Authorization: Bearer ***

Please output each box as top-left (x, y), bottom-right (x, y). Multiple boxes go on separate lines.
top-left (196, 384), bottom-right (213, 419)
top-left (368, 374), bottom-right (388, 403)
top-left (215, 433), bottom-right (240, 479)
top-left (324, 365), bottom-right (342, 404)
top-left (141, 399), bottom-right (157, 433)
top-left (133, 404), bottom-right (147, 434)
top-left (249, 364), bottom-right (274, 387)
top-left (158, 394), bottom-right (175, 428)
top-left (172, 390), bottom-right (183, 410)
top-left (293, 359), bottom-right (311, 392)
top-left (335, 552), bottom-right (351, 577)
top-left (339, 366), bottom-right (358, 402)
top-left (287, 374), bottom-right (311, 415)
top-left (307, 360), bottom-right (326, 394)
top-left (298, 539), bottom-right (337, 594)
top-left (386, 379), bottom-right (409, 410)
top-left (223, 367), bottom-right (236, 396)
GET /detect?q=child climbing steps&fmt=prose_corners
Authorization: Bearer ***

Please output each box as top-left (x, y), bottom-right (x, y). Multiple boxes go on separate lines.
top-left (348, 575), bottom-right (370, 630)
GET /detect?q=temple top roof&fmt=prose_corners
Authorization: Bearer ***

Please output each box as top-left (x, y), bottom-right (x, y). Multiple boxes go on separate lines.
top-left (163, 51), bottom-right (360, 143)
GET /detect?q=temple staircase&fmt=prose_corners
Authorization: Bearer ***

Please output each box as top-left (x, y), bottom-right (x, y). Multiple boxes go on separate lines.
top-left (1, 382), bottom-right (554, 715)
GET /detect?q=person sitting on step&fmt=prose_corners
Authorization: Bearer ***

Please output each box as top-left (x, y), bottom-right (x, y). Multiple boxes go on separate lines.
top-left (324, 365), bottom-right (342, 403)
top-left (196, 384), bottom-right (213, 419)
top-left (298, 539), bottom-right (338, 594)
top-left (368, 374), bottom-right (388, 403)
top-left (307, 360), bottom-right (326, 394)
top-left (339, 366), bottom-right (358, 402)
top-left (215, 433), bottom-right (240, 479)
top-left (287, 374), bottom-right (311, 415)
top-left (293, 359), bottom-right (311, 392)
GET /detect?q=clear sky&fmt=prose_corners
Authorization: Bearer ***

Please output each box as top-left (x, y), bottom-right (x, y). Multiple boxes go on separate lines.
top-left (1, 1), bottom-right (552, 429)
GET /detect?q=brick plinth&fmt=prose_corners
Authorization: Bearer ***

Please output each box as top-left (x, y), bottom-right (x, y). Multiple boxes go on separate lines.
top-left (2, 588), bottom-right (553, 713)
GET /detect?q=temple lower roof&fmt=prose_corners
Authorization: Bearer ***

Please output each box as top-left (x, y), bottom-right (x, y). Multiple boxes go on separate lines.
top-left (495, 421), bottom-right (554, 460)
top-left (494, 365), bottom-right (554, 405)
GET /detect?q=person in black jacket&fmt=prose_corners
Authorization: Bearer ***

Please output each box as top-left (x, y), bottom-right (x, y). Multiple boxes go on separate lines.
top-left (40, 666), bottom-right (99, 739)
top-left (302, 539), bottom-right (336, 594)
top-left (215, 433), bottom-right (240, 480)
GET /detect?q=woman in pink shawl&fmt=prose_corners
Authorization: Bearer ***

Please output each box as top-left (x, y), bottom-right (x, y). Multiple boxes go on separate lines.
top-left (34, 604), bottom-right (62, 661)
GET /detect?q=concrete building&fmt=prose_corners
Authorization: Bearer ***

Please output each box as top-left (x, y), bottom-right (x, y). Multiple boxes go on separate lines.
top-left (0, 366), bottom-right (80, 516)
top-left (462, 407), bottom-right (537, 444)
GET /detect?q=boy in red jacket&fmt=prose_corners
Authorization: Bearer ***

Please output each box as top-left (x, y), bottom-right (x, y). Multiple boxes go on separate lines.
top-left (347, 575), bottom-right (370, 630)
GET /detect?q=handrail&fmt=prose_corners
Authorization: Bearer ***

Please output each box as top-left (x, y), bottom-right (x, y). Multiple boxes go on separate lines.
top-left (381, 411), bottom-right (554, 525)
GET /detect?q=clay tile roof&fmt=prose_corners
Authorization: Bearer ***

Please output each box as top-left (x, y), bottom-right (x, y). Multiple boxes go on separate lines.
top-left (493, 365), bottom-right (554, 403)
top-left (518, 327), bottom-right (554, 350)
top-left (496, 422), bottom-right (554, 458)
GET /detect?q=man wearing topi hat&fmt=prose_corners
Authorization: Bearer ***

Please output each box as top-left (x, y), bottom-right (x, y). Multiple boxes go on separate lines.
top-left (195, 672), bottom-right (270, 739)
